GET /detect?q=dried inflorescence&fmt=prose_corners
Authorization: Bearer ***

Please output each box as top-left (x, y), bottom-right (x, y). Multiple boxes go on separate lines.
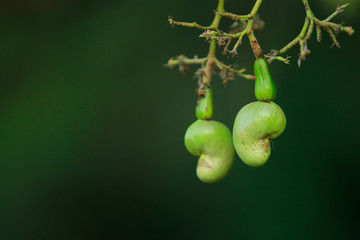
top-left (271, 2), bottom-right (354, 66)
top-left (165, 0), bottom-right (354, 92)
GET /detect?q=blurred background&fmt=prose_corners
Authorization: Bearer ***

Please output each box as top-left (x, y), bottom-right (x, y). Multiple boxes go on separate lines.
top-left (0, 0), bottom-right (359, 239)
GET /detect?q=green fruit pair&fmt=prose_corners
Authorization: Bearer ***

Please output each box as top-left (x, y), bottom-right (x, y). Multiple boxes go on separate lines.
top-left (185, 58), bottom-right (286, 183)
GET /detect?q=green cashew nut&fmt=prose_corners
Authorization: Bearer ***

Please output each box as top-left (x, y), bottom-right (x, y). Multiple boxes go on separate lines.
top-left (254, 58), bottom-right (277, 102)
top-left (233, 101), bottom-right (286, 167)
top-left (196, 88), bottom-right (213, 120)
top-left (184, 87), bottom-right (235, 183)
top-left (185, 119), bottom-right (235, 183)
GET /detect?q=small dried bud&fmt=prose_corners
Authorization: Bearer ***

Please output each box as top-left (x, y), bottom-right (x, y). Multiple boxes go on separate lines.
top-left (345, 26), bottom-right (354, 35)
top-left (168, 16), bottom-right (174, 27)
top-left (179, 64), bottom-right (189, 73)
top-left (229, 50), bottom-right (238, 57)
top-left (253, 15), bottom-right (265, 30)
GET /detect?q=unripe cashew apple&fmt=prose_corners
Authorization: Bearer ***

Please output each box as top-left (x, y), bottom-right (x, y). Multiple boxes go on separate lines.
top-left (185, 119), bottom-right (235, 183)
top-left (233, 101), bottom-right (286, 167)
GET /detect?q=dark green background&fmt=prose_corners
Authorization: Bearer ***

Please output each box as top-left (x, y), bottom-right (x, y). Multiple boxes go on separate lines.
top-left (0, 0), bottom-right (359, 239)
